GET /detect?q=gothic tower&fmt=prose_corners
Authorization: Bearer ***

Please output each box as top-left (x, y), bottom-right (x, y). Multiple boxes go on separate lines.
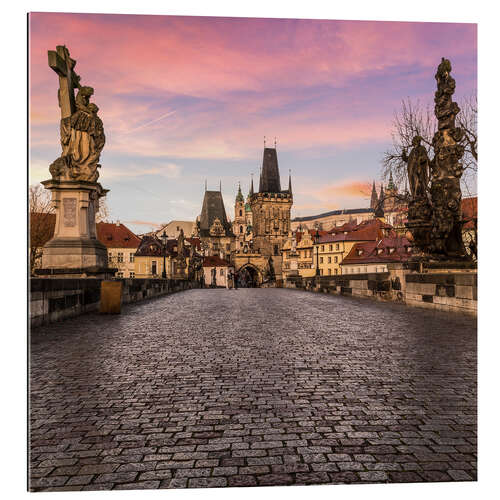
top-left (233, 183), bottom-right (247, 251)
top-left (250, 146), bottom-right (293, 279)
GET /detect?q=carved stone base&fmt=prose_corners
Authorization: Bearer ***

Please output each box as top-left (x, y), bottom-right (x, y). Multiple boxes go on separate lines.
top-left (39, 178), bottom-right (110, 273)
top-left (34, 264), bottom-right (117, 279)
top-left (41, 237), bottom-right (108, 269)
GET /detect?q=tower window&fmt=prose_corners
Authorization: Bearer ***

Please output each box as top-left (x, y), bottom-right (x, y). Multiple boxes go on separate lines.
top-left (239, 209), bottom-right (242, 216)
top-left (240, 225), bottom-right (243, 233)
top-left (274, 244), bottom-right (279, 255)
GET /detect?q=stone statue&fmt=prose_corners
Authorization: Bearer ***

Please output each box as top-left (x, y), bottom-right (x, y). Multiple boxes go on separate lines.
top-left (48, 46), bottom-right (106, 183)
top-left (404, 58), bottom-right (468, 260)
top-left (429, 58), bottom-right (467, 258)
top-left (402, 136), bottom-right (430, 199)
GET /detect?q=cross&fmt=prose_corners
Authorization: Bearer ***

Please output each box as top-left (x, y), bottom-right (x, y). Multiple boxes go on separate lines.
top-left (48, 45), bottom-right (81, 119)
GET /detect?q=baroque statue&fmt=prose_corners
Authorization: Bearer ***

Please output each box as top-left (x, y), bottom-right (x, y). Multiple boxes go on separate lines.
top-left (404, 58), bottom-right (468, 260)
top-left (48, 46), bottom-right (106, 183)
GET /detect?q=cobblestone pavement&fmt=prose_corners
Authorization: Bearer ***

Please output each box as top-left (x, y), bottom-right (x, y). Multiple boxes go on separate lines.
top-left (29, 289), bottom-right (477, 491)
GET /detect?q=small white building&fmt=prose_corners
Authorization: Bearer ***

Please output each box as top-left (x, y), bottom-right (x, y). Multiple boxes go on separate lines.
top-left (202, 255), bottom-right (232, 287)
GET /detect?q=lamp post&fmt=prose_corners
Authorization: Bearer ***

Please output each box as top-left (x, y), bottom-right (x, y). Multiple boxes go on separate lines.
top-left (161, 231), bottom-right (167, 279)
top-left (314, 231), bottom-right (321, 277)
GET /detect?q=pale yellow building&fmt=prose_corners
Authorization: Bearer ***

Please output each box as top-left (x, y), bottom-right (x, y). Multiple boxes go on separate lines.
top-left (312, 219), bottom-right (391, 276)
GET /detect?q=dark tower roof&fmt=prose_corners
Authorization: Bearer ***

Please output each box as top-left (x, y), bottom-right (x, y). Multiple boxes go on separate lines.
top-left (259, 147), bottom-right (281, 193)
top-left (249, 174), bottom-right (254, 196)
top-left (199, 190), bottom-right (232, 237)
top-left (370, 181), bottom-right (378, 209)
top-left (288, 170), bottom-right (292, 195)
top-left (235, 183), bottom-right (244, 203)
top-left (379, 183), bottom-right (384, 202)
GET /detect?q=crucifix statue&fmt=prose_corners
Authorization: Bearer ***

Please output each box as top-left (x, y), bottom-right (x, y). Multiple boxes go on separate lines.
top-left (47, 45), bottom-right (105, 183)
top-left (48, 45), bottom-right (81, 119)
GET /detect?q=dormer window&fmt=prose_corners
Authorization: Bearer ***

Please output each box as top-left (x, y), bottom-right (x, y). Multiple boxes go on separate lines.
top-left (389, 247), bottom-right (395, 254)
top-left (377, 248), bottom-right (383, 255)
top-left (357, 249), bottom-right (363, 256)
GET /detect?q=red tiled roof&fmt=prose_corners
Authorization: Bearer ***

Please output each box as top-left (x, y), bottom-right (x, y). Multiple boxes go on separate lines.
top-left (202, 255), bottom-right (230, 267)
top-left (342, 236), bottom-right (412, 265)
top-left (186, 237), bottom-right (201, 250)
top-left (96, 222), bottom-right (141, 248)
top-left (320, 218), bottom-right (391, 243)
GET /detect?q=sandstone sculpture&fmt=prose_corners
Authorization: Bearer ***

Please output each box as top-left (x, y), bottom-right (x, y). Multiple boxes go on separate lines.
top-left (404, 58), bottom-right (468, 260)
top-left (48, 46), bottom-right (105, 183)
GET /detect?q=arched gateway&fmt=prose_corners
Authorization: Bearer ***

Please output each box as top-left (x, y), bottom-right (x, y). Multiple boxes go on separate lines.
top-left (237, 264), bottom-right (261, 287)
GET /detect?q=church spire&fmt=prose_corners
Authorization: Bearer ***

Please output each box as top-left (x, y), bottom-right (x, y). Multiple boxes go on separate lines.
top-left (379, 182), bottom-right (384, 203)
top-left (370, 180), bottom-right (378, 209)
top-left (288, 169), bottom-right (292, 195)
top-left (235, 182), bottom-right (244, 203)
top-left (249, 174), bottom-right (254, 196)
top-left (387, 171), bottom-right (395, 191)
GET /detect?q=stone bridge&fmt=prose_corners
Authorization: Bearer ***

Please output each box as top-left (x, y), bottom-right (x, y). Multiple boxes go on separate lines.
top-left (29, 288), bottom-right (476, 491)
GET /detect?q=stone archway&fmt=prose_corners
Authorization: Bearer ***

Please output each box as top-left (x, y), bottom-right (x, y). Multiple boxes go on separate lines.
top-left (237, 264), bottom-right (261, 288)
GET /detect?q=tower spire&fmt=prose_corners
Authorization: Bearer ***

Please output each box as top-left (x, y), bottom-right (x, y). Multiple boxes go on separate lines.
top-left (379, 183), bottom-right (384, 205)
top-left (205, 179), bottom-right (207, 192)
top-left (250, 173), bottom-right (254, 196)
top-left (388, 171), bottom-right (395, 191)
top-left (288, 169), bottom-right (292, 195)
top-left (219, 180), bottom-right (222, 192)
top-left (370, 180), bottom-right (378, 209)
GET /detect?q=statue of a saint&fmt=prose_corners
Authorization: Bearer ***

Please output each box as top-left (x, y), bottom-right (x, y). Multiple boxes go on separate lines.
top-left (402, 136), bottom-right (430, 199)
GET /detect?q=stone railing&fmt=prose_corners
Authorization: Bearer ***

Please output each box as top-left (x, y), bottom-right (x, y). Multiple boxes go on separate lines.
top-left (30, 278), bottom-right (201, 327)
top-left (284, 265), bottom-right (477, 316)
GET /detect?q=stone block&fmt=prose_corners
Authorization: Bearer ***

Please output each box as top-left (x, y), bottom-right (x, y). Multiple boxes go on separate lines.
top-left (100, 281), bottom-right (123, 314)
top-left (406, 282), bottom-right (436, 295)
top-left (455, 285), bottom-right (474, 300)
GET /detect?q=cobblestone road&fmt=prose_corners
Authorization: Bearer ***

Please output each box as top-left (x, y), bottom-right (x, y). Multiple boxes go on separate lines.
top-left (29, 289), bottom-right (477, 491)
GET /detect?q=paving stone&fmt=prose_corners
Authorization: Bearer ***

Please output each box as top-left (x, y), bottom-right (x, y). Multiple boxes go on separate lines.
top-left (30, 289), bottom-right (477, 490)
top-left (257, 473), bottom-right (294, 486)
top-left (114, 481), bottom-right (161, 490)
top-left (358, 471), bottom-right (388, 481)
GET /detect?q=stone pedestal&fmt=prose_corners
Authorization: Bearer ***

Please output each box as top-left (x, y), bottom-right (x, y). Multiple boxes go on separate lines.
top-left (36, 179), bottom-right (115, 278)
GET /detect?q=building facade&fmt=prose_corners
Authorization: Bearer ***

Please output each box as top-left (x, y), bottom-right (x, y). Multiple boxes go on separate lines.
top-left (98, 222), bottom-right (141, 278)
top-left (196, 187), bottom-right (234, 261)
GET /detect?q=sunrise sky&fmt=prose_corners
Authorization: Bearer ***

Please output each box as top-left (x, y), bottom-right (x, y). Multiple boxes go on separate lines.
top-left (29, 13), bottom-right (477, 233)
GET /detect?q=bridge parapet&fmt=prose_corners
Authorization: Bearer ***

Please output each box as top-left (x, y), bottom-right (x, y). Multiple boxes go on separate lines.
top-left (284, 266), bottom-right (476, 316)
top-left (30, 278), bottom-right (201, 327)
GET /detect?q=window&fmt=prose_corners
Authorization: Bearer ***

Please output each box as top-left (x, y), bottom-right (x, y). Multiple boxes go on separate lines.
top-left (328, 256), bottom-right (331, 263)
top-left (320, 257), bottom-right (323, 264)
top-left (328, 268), bottom-right (332, 275)
top-left (240, 225), bottom-right (243, 233)
top-left (108, 252), bottom-right (113, 262)
top-left (226, 244), bottom-right (231, 251)
top-left (321, 245), bottom-right (324, 252)
top-left (116, 271), bottom-right (123, 278)
top-left (117, 252), bottom-right (124, 263)
top-left (329, 244), bottom-right (333, 251)
top-left (334, 256), bottom-right (338, 263)
top-left (334, 269), bottom-right (338, 275)
top-left (336, 244), bottom-right (339, 250)
top-left (129, 253), bottom-right (135, 263)
top-left (213, 242), bottom-right (219, 250)
top-left (240, 241), bottom-right (243, 247)
top-left (220, 269), bottom-right (224, 276)
top-left (274, 244), bottom-right (279, 255)
top-left (129, 271), bottom-right (135, 278)
top-left (151, 261), bottom-right (157, 275)
top-left (239, 209), bottom-right (242, 216)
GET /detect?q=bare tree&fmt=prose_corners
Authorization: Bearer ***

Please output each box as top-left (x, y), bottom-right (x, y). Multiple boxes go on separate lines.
top-left (96, 197), bottom-right (111, 222)
top-left (29, 184), bottom-right (55, 275)
top-left (382, 94), bottom-right (477, 194)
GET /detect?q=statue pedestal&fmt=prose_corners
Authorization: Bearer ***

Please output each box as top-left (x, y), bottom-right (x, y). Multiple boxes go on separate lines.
top-left (36, 179), bottom-right (115, 278)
